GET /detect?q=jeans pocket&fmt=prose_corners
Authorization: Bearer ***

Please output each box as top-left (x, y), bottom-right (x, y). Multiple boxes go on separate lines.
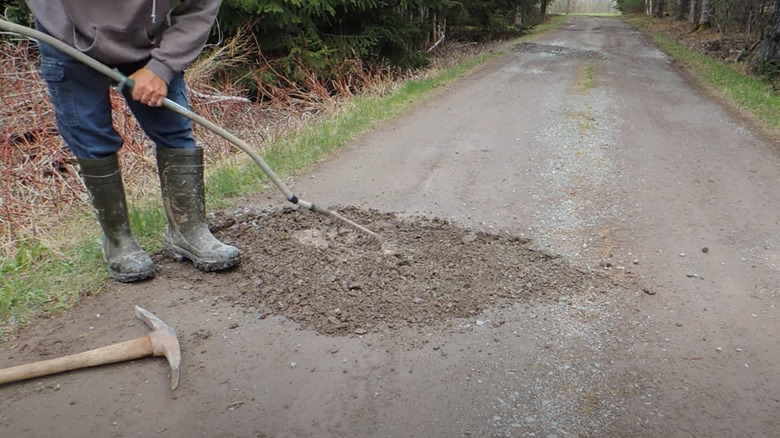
top-left (40, 59), bottom-right (65, 81)
top-left (40, 58), bottom-right (79, 127)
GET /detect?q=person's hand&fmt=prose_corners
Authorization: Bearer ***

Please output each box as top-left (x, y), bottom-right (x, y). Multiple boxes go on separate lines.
top-left (129, 68), bottom-right (168, 107)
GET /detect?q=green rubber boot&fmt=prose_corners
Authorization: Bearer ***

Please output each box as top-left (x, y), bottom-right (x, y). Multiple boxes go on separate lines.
top-left (78, 155), bottom-right (154, 282)
top-left (156, 147), bottom-right (240, 271)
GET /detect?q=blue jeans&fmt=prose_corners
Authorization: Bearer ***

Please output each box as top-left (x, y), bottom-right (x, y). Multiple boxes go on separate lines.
top-left (38, 38), bottom-right (196, 159)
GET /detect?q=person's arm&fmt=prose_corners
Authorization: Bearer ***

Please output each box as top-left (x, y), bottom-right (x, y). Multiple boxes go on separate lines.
top-left (147, 0), bottom-right (222, 84)
top-left (131, 0), bottom-right (222, 106)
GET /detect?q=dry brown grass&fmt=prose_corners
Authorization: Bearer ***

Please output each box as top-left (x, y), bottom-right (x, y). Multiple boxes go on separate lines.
top-left (1, 38), bottom-right (84, 255)
top-left (0, 32), bottom-right (278, 257)
top-left (0, 29), bottom-right (500, 260)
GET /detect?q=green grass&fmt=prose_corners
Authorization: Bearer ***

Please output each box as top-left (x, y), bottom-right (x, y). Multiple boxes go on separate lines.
top-left (0, 238), bottom-right (105, 335)
top-left (527, 14), bottom-right (569, 37)
top-left (0, 16), bottom-right (569, 337)
top-left (578, 62), bottom-right (596, 92)
top-left (635, 20), bottom-right (780, 132)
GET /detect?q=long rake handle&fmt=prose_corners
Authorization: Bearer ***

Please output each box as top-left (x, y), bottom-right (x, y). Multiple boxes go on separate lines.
top-left (0, 19), bottom-right (378, 239)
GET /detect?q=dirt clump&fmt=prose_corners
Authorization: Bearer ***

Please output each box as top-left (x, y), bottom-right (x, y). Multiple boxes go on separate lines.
top-left (157, 207), bottom-right (613, 335)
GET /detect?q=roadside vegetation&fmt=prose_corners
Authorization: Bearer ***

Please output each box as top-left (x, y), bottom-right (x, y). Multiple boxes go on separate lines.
top-left (621, 0), bottom-right (780, 137)
top-left (0, 0), bottom-right (567, 336)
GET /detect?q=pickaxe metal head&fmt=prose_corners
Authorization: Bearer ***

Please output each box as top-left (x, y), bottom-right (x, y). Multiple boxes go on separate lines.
top-left (135, 306), bottom-right (181, 389)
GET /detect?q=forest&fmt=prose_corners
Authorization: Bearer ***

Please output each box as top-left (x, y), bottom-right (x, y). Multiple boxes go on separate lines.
top-left (1, 0), bottom-right (554, 87)
top-left (616, 0), bottom-right (768, 32)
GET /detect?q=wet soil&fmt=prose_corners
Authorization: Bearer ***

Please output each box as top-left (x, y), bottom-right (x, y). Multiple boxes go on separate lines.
top-left (195, 207), bottom-right (610, 335)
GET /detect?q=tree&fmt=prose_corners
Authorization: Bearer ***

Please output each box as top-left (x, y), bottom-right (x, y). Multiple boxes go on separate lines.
top-left (698, 0), bottom-right (711, 28)
top-left (614, 0), bottom-right (647, 14)
top-left (689, 0), bottom-right (699, 24)
top-left (0, 0), bottom-right (30, 24)
top-left (540, 0), bottom-right (551, 17)
top-left (653, 0), bottom-right (664, 18)
top-left (675, 0), bottom-right (688, 20)
top-left (753, 0), bottom-right (780, 78)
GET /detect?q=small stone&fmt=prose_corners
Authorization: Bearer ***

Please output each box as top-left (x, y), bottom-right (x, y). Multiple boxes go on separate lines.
top-left (476, 320), bottom-right (486, 326)
top-left (462, 233), bottom-right (478, 243)
top-left (702, 247), bottom-right (709, 253)
top-left (715, 347), bottom-right (722, 352)
top-left (290, 362), bottom-right (297, 369)
top-left (643, 287), bottom-right (656, 296)
top-left (355, 328), bottom-right (367, 335)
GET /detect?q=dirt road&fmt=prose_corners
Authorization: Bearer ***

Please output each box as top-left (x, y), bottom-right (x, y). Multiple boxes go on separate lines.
top-left (2, 16), bottom-right (780, 438)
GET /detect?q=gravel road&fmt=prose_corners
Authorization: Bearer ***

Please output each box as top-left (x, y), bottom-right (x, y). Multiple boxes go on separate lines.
top-left (1, 16), bottom-right (779, 438)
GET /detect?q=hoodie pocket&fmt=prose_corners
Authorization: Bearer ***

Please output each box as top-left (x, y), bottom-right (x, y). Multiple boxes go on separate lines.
top-left (73, 24), bottom-right (158, 65)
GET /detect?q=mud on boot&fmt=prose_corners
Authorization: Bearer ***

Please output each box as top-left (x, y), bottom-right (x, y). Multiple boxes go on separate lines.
top-left (79, 155), bottom-right (154, 282)
top-left (156, 147), bottom-right (240, 271)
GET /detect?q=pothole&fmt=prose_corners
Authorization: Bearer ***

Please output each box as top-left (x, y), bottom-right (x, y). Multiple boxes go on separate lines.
top-left (162, 207), bottom-right (617, 335)
top-left (514, 42), bottom-right (606, 59)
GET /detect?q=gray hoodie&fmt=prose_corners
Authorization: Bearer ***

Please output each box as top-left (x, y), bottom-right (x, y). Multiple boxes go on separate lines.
top-left (25, 0), bottom-right (222, 83)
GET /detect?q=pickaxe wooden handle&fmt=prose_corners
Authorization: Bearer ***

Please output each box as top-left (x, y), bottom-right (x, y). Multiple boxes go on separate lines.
top-left (0, 306), bottom-right (181, 389)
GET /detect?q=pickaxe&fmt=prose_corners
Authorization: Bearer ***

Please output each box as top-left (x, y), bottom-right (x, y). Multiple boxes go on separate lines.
top-left (0, 306), bottom-right (181, 389)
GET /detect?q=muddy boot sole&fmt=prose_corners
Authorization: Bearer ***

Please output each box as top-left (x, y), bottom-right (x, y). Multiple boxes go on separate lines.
top-left (163, 245), bottom-right (239, 272)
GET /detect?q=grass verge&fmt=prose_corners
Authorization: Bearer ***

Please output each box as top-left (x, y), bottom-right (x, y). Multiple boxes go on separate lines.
top-left (628, 17), bottom-right (780, 134)
top-left (0, 16), bottom-right (568, 337)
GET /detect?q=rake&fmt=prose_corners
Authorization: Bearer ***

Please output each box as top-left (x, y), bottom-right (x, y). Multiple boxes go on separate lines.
top-left (0, 19), bottom-right (379, 240)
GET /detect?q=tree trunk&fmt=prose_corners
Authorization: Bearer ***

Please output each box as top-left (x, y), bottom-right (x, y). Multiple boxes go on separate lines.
top-left (540, 0), bottom-right (549, 18)
top-left (752, 0), bottom-right (780, 78)
top-left (676, 0), bottom-right (688, 20)
top-left (654, 0), bottom-right (664, 18)
top-left (689, 0), bottom-right (699, 24)
top-left (699, 0), bottom-right (711, 28)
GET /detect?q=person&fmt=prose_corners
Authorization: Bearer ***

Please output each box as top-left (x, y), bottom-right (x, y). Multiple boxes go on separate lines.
top-left (25, 0), bottom-right (239, 282)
